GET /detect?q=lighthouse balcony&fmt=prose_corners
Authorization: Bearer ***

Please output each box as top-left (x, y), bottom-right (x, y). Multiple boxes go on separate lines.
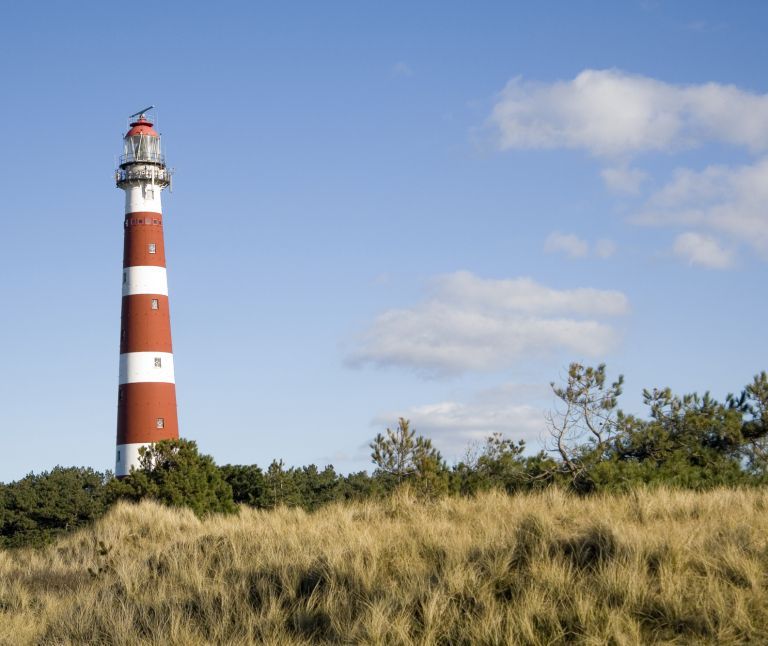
top-left (116, 165), bottom-right (172, 188)
top-left (120, 151), bottom-right (165, 165)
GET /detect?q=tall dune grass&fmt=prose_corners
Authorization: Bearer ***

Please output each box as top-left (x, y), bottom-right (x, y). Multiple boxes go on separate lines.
top-left (1, 487), bottom-right (767, 644)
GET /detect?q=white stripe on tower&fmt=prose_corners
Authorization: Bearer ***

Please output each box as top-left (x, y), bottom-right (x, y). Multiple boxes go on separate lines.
top-left (122, 266), bottom-right (169, 296)
top-left (124, 184), bottom-right (162, 213)
top-left (119, 352), bottom-right (176, 384)
top-left (115, 443), bottom-right (149, 479)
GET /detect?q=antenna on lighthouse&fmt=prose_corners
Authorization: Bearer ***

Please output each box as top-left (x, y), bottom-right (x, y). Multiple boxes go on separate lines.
top-left (129, 105), bottom-right (155, 119)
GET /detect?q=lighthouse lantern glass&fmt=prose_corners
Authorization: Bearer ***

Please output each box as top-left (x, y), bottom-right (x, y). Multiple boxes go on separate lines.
top-left (124, 134), bottom-right (162, 164)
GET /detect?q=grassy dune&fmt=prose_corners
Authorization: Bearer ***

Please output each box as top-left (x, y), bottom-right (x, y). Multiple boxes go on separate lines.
top-left (1, 488), bottom-right (767, 645)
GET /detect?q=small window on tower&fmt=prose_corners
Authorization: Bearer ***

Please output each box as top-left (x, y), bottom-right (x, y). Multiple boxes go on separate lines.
top-left (146, 188), bottom-right (155, 199)
top-left (154, 357), bottom-right (162, 368)
top-left (153, 219), bottom-right (159, 225)
top-left (151, 299), bottom-right (159, 310)
top-left (122, 271), bottom-right (127, 285)
top-left (118, 388), bottom-right (124, 401)
top-left (156, 418), bottom-right (165, 429)
top-left (148, 243), bottom-right (157, 254)
top-left (117, 450), bottom-right (121, 462)
top-left (121, 328), bottom-right (126, 340)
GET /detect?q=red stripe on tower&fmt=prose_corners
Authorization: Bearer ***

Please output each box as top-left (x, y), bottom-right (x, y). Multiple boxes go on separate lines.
top-left (114, 109), bottom-right (178, 477)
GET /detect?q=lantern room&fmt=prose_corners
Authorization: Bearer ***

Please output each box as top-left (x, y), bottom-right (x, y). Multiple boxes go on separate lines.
top-left (116, 107), bottom-right (172, 189)
top-left (120, 113), bottom-right (164, 166)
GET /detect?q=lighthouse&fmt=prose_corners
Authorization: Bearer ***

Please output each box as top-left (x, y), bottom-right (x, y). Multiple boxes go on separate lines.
top-left (115, 108), bottom-right (179, 477)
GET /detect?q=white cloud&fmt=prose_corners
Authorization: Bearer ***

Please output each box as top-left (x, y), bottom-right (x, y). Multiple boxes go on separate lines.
top-left (347, 271), bottom-right (628, 377)
top-left (673, 232), bottom-right (734, 269)
top-left (488, 69), bottom-right (768, 157)
top-left (544, 232), bottom-right (618, 260)
top-left (372, 383), bottom-right (550, 456)
top-left (636, 157), bottom-right (768, 256)
top-left (373, 402), bottom-right (543, 456)
top-left (595, 238), bottom-right (618, 258)
top-left (391, 61), bottom-right (414, 77)
top-left (601, 166), bottom-right (648, 194)
top-left (544, 232), bottom-right (589, 258)
top-left (434, 271), bottom-right (628, 317)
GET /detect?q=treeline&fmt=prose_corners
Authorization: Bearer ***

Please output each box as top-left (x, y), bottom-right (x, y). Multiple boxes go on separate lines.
top-left (1, 365), bottom-right (767, 548)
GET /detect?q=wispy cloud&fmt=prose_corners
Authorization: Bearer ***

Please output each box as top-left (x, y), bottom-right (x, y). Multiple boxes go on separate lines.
top-left (544, 232), bottom-right (617, 260)
top-left (544, 232), bottom-right (589, 258)
top-left (372, 383), bottom-right (550, 456)
top-left (636, 157), bottom-right (768, 257)
top-left (347, 271), bottom-right (628, 377)
top-left (391, 61), bottom-right (414, 77)
top-left (595, 239), bottom-right (618, 258)
top-left (601, 165), bottom-right (648, 194)
top-left (484, 69), bottom-right (768, 265)
top-left (673, 232), bottom-right (734, 269)
top-left (487, 69), bottom-right (768, 157)
top-left (683, 20), bottom-right (726, 34)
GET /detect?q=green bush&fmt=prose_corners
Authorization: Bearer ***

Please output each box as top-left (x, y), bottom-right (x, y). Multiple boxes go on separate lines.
top-left (110, 439), bottom-right (237, 517)
top-left (0, 467), bottom-right (110, 548)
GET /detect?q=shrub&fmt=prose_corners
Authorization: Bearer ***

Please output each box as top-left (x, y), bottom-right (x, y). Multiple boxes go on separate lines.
top-left (110, 439), bottom-right (236, 517)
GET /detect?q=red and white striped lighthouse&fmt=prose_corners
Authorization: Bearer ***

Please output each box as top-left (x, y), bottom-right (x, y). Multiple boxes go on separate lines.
top-left (114, 108), bottom-right (178, 477)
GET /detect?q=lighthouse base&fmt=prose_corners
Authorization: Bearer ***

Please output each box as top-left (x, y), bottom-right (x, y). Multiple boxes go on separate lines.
top-left (115, 442), bottom-right (150, 478)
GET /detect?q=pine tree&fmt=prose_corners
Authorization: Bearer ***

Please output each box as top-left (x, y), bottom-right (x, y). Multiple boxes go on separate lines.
top-left (111, 439), bottom-right (236, 516)
top-left (370, 418), bottom-right (449, 496)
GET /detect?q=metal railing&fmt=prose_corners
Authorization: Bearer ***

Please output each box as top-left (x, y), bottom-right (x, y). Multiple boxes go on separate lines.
top-left (115, 165), bottom-right (172, 187)
top-left (119, 151), bottom-right (166, 165)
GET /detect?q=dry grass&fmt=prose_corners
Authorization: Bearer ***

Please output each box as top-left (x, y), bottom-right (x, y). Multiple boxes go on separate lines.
top-left (1, 487), bottom-right (768, 644)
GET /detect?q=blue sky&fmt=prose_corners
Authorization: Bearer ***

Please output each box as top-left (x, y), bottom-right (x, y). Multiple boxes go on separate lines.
top-left (1, 1), bottom-right (766, 481)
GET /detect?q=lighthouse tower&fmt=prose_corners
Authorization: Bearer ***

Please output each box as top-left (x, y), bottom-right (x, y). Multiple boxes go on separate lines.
top-left (115, 109), bottom-right (178, 477)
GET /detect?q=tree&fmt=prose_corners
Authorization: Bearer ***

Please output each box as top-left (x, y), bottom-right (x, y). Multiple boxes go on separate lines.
top-left (454, 433), bottom-right (527, 494)
top-left (597, 387), bottom-right (753, 489)
top-left (296, 464), bottom-right (341, 511)
top-left (370, 418), bottom-right (449, 496)
top-left (111, 439), bottom-right (236, 516)
top-left (262, 459), bottom-right (302, 508)
top-left (219, 464), bottom-right (267, 507)
top-left (729, 371), bottom-right (768, 474)
top-left (339, 470), bottom-right (380, 502)
top-left (545, 363), bottom-right (624, 491)
top-left (0, 467), bottom-right (110, 548)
